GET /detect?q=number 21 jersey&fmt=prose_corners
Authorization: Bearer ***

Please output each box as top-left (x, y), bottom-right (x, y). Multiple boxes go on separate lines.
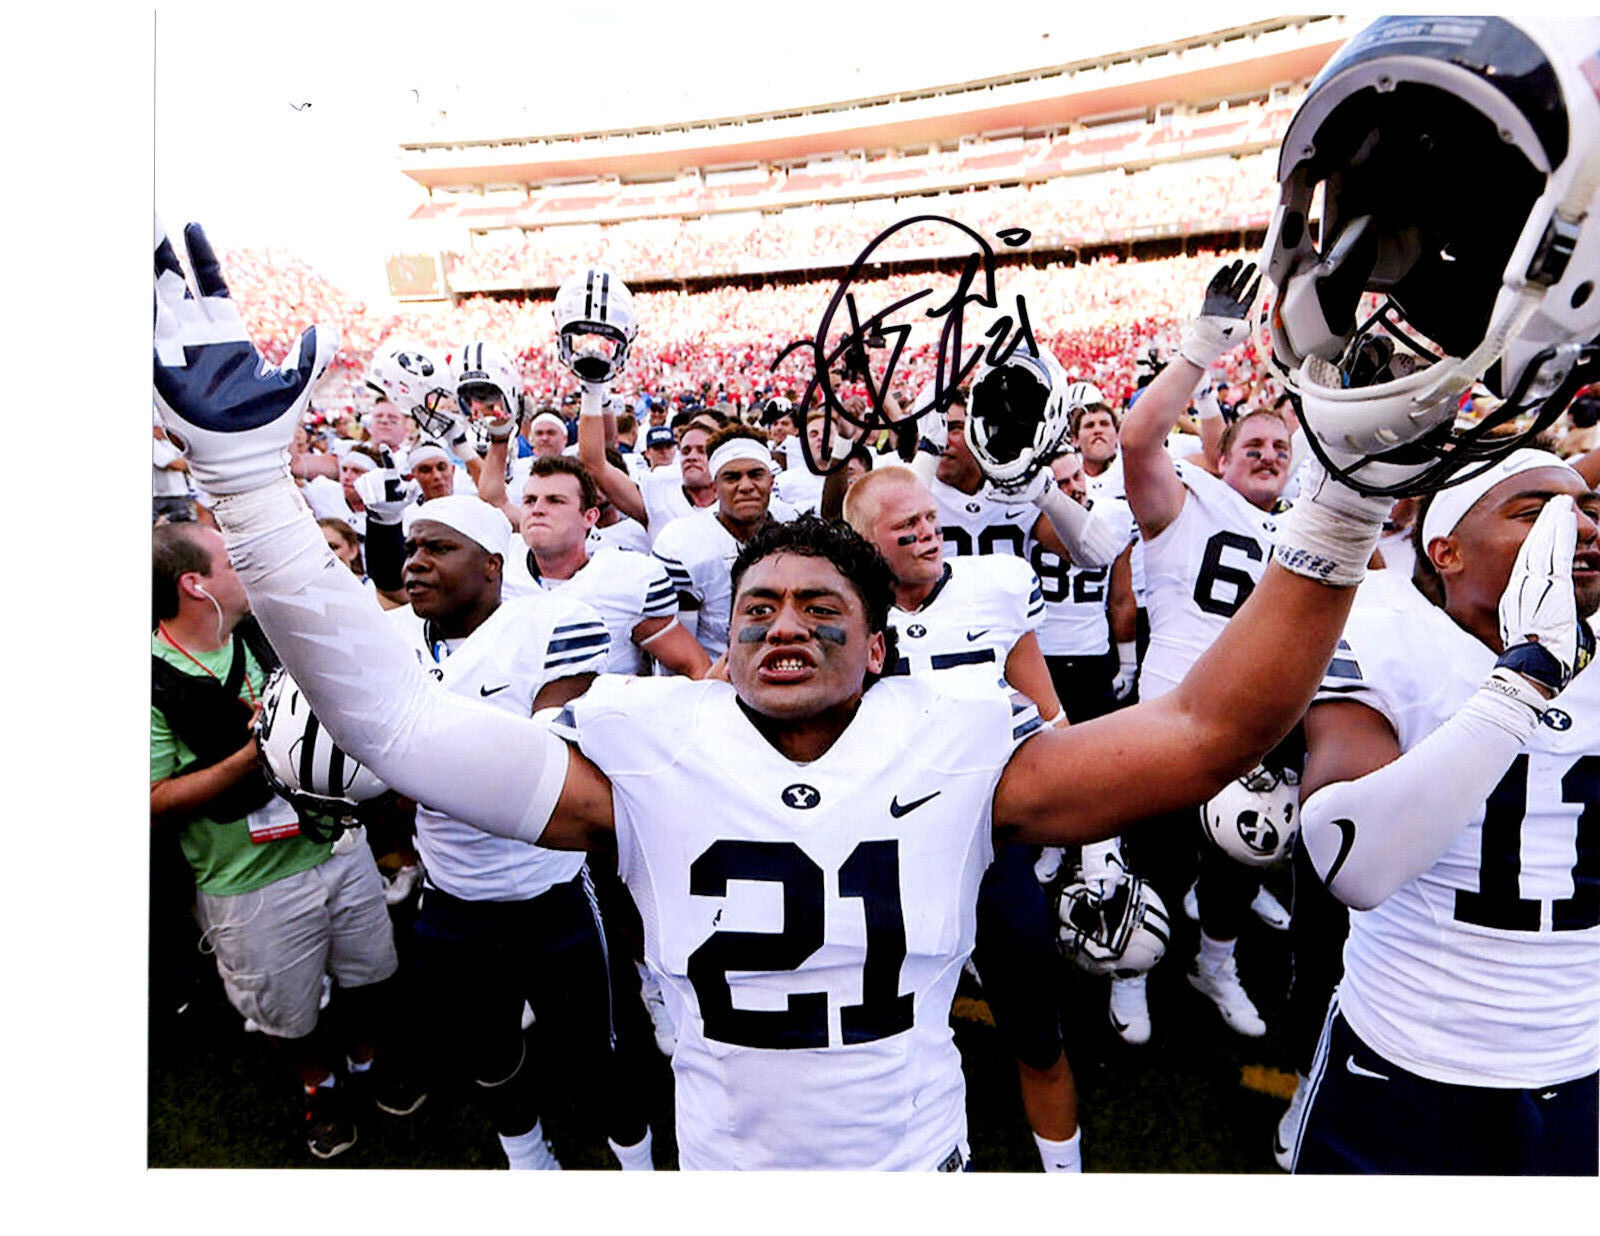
top-left (555, 672), bottom-right (1039, 1169)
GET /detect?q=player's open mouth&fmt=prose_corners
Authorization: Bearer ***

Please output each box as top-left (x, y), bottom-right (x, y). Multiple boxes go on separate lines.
top-left (758, 651), bottom-right (816, 681)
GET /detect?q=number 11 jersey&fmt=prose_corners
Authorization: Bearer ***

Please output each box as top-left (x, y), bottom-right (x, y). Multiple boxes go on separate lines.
top-left (555, 672), bottom-right (1040, 1169)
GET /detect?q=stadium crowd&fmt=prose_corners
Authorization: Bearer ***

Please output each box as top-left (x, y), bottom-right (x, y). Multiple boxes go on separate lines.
top-left (153, 16), bottom-right (1600, 1177)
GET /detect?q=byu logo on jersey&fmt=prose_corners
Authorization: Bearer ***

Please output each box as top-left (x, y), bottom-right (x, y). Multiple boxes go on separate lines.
top-left (906, 624), bottom-right (927, 639)
top-left (780, 783), bottom-right (821, 810)
top-left (1235, 809), bottom-right (1279, 856)
top-left (965, 502), bottom-right (981, 514)
top-left (1543, 708), bottom-right (1574, 731)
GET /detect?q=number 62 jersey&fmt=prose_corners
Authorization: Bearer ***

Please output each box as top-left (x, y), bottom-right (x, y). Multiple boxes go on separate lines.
top-left (553, 672), bottom-right (1041, 1170)
top-left (1315, 578), bottom-right (1600, 1088)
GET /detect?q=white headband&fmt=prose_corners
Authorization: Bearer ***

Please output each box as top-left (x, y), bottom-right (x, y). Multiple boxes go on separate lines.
top-left (402, 494), bottom-right (511, 557)
top-left (407, 439), bottom-right (452, 467)
top-left (341, 452), bottom-right (377, 474)
top-left (709, 439), bottom-right (775, 479)
top-left (1421, 449), bottom-right (1580, 547)
top-left (529, 412), bottom-right (567, 436)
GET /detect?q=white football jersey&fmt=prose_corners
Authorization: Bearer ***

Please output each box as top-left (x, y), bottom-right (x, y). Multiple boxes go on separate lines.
top-left (1313, 576), bottom-right (1600, 1087)
top-left (1027, 496), bottom-right (1137, 658)
top-left (1088, 459), bottom-right (1148, 605)
top-left (1139, 463), bottom-right (1281, 700)
top-left (653, 503), bottom-right (797, 659)
top-left (886, 556), bottom-right (1042, 683)
top-left (516, 545), bottom-right (678, 676)
top-left (553, 672), bottom-right (1042, 1169)
top-left (773, 462), bottom-right (826, 516)
top-left (640, 469), bottom-right (701, 544)
top-left (930, 475), bottom-right (1035, 562)
top-left (386, 594), bottom-right (608, 901)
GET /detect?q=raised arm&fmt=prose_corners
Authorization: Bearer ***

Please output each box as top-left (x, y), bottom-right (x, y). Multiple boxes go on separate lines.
top-left (577, 383), bottom-right (647, 522)
top-left (993, 455), bottom-right (1391, 845)
top-left (1121, 261), bottom-right (1258, 539)
top-left (475, 434), bottom-right (526, 526)
top-left (153, 220), bottom-right (614, 853)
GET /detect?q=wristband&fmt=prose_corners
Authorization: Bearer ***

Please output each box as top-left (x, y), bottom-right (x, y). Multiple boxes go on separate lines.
top-left (579, 383), bottom-right (607, 419)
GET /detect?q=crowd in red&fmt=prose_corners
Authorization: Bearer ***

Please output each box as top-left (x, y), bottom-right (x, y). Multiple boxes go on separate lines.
top-left (225, 242), bottom-right (1278, 422)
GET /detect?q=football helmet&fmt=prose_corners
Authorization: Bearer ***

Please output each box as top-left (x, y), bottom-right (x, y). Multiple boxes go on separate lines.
top-left (552, 267), bottom-right (639, 384)
top-left (1263, 15), bottom-right (1600, 497)
top-left (255, 669), bottom-right (390, 841)
top-left (1200, 764), bottom-right (1300, 867)
top-left (452, 340), bottom-right (525, 452)
top-left (1057, 876), bottom-right (1171, 979)
top-left (967, 345), bottom-right (1073, 491)
top-left (366, 339), bottom-right (455, 439)
top-left (1063, 380), bottom-right (1108, 415)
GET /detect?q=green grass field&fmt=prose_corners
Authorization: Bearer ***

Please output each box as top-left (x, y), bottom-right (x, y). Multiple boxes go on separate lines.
top-left (149, 864), bottom-right (1302, 1173)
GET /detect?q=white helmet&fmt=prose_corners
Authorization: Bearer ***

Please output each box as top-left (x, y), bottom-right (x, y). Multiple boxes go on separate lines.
top-left (1263, 15), bottom-right (1600, 497)
top-left (255, 669), bottom-right (389, 839)
top-left (452, 340), bottom-right (525, 450)
top-left (1063, 380), bottom-right (1108, 414)
top-left (1200, 764), bottom-right (1300, 867)
top-left (366, 338), bottom-right (454, 438)
top-left (552, 267), bottom-right (639, 384)
top-left (1057, 876), bottom-right (1171, 979)
top-left (966, 345), bottom-right (1073, 491)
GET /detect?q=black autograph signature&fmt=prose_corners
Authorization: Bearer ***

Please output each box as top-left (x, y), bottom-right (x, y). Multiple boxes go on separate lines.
top-left (771, 215), bottom-right (1038, 475)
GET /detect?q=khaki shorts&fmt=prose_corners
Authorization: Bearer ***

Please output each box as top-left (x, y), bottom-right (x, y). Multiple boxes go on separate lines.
top-left (198, 837), bottom-right (397, 1039)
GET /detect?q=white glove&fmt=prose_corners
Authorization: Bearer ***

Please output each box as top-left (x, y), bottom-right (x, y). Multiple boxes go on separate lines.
top-left (153, 219), bottom-right (338, 495)
top-left (1496, 496), bottom-right (1593, 696)
top-left (987, 468), bottom-right (1053, 504)
top-left (1178, 260), bottom-right (1259, 371)
top-left (1111, 641), bottom-right (1138, 701)
top-left (1273, 454), bottom-right (1392, 587)
top-left (1192, 375), bottom-right (1224, 423)
top-left (1079, 838), bottom-right (1128, 900)
top-left (355, 452), bottom-right (421, 526)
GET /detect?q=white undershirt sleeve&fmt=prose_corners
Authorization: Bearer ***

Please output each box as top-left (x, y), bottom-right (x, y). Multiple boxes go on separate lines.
top-left (212, 479), bottom-right (572, 845)
top-left (1300, 673), bottom-right (1544, 910)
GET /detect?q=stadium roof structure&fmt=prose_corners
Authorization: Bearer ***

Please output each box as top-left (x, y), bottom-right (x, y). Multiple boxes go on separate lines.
top-left (398, 16), bottom-right (1346, 191)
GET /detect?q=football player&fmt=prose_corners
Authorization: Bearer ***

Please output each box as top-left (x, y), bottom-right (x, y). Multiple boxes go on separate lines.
top-left (384, 493), bottom-right (659, 1171)
top-left (1291, 453), bottom-right (1600, 1173)
top-left (1116, 259), bottom-right (1296, 1042)
top-left (504, 454), bottom-right (710, 679)
top-left (652, 426), bottom-right (794, 659)
top-left (845, 464), bottom-right (1086, 1172)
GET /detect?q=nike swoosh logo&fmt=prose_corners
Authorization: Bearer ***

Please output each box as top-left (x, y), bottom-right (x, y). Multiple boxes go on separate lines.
top-left (1004, 510), bottom-right (1027, 519)
top-left (889, 791), bottom-right (942, 818)
top-left (1345, 1055), bottom-right (1389, 1081)
top-left (966, 630), bottom-right (990, 642)
top-left (1109, 1011), bottom-right (1129, 1031)
top-left (1272, 1131), bottom-right (1289, 1158)
top-left (1325, 818), bottom-right (1357, 885)
top-left (479, 683), bottom-right (511, 696)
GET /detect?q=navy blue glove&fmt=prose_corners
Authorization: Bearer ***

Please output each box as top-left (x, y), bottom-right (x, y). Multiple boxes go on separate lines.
top-left (153, 219), bottom-right (339, 494)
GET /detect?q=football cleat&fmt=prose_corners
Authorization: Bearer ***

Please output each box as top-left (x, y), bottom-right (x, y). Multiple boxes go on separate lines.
top-left (1187, 953), bottom-right (1266, 1037)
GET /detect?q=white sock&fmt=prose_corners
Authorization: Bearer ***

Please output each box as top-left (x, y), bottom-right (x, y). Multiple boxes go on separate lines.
top-left (1197, 931), bottom-right (1235, 970)
top-left (345, 1055), bottom-right (372, 1074)
top-left (609, 1128), bottom-right (655, 1171)
top-left (1034, 1128), bottom-right (1082, 1173)
top-left (500, 1120), bottom-right (558, 1170)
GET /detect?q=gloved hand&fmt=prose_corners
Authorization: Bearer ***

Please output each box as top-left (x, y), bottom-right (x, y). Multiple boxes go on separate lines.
top-left (986, 468), bottom-right (1054, 504)
top-left (1079, 838), bottom-right (1128, 901)
top-left (354, 451), bottom-right (421, 526)
top-left (1497, 495), bottom-right (1594, 695)
top-left (1111, 641), bottom-right (1138, 701)
top-left (153, 219), bottom-right (338, 495)
top-left (1179, 260), bottom-right (1259, 371)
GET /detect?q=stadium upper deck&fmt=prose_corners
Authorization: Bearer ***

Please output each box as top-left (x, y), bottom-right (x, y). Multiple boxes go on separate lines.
top-left (386, 16), bottom-right (1347, 298)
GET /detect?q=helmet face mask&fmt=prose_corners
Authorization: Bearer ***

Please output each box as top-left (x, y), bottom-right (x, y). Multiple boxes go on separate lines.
top-left (1056, 876), bottom-right (1171, 978)
top-left (553, 267), bottom-right (639, 385)
top-left (452, 340), bottom-right (524, 452)
top-left (367, 339), bottom-right (454, 437)
top-left (1264, 15), bottom-right (1600, 497)
top-left (966, 347), bottom-right (1072, 491)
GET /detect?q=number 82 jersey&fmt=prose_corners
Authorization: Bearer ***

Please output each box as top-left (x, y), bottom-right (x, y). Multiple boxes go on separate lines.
top-left (555, 672), bottom-right (1038, 1170)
